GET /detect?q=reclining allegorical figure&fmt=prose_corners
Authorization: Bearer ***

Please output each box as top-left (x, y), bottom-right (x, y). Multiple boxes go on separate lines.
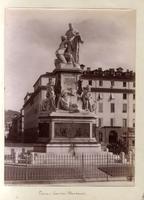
top-left (57, 90), bottom-right (79, 113)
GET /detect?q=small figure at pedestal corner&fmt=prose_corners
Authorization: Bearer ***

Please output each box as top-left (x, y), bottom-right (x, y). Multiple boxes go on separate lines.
top-left (54, 74), bottom-right (61, 108)
top-left (81, 85), bottom-right (96, 112)
top-left (77, 76), bottom-right (83, 96)
top-left (41, 77), bottom-right (56, 113)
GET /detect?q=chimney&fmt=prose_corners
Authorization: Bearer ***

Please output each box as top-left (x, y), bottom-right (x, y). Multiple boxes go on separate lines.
top-left (80, 64), bottom-right (85, 70)
top-left (87, 67), bottom-right (91, 72)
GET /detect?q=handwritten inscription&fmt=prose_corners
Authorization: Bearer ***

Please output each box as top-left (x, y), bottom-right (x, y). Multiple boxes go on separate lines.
top-left (39, 190), bottom-right (86, 196)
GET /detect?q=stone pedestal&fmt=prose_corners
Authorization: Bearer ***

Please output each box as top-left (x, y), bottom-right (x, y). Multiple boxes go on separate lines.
top-left (54, 64), bottom-right (82, 105)
top-left (37, 110), bottom-right (101, 153)
top-left (36, 63), bottom-right (101, 154)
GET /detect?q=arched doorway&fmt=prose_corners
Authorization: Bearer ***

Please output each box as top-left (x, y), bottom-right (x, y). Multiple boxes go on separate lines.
top-left (109, 130), bottom-right (118, 144)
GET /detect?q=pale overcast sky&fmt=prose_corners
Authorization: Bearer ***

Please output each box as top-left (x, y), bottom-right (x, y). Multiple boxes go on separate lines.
top-left (5, 9), bottom-right (136, 111)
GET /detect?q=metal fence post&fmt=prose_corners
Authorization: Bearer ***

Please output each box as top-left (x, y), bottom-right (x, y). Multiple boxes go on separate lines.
top-left (82, 154), bottom-right (85, 181)
top-left (132, 151), bottom-right (134, 181)
top-left (120, 152), bottom-right (126, 164)
top-left (106, 152), bottom-right (109, 181)
top-left (25, 157), bottom-right (28, 181)
top-left (11, 149), bottom-right (16, 163)
top-left (129, 151), bottom-right (134, 181)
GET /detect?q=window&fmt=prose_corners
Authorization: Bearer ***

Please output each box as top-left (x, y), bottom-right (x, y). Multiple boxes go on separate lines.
top-left (123, 104), bottom-right (127, 113)
top-left (99, 80), bottom-right (103, 86)
top-left (123, 93), bottom-right (127, 100)
top-left (98, 118), bottom-right (103, 127)
top-left (110, 118), bottom-right (115, 127)
top-left (109, 93), bottom-right (115, 100)
top-left (123, 132), bottom-right (127, 136)
top-left (110, 103), bottom-right (115, 113)
top-left (133, 119), bottom-right (135, 128)
top-left (88, 80), bottom-right (92, 86)
top-left (98, 103), bottom-right (103, 113)
top-left (97, 93), bottom-right (103, 100)
top-left (111, 81), bottom-right (114, 87)
top-left (133, 82), bottom-right (135, 87)
top-left (123, 119), bottom-right (127, 127)
top-left (133, 104), bottom-right (135, 113)
top-left (34, 108), bottom-right (38, 114)
top-left (123, 82), bottom-right (127, 87)
top-left (133, 94), bottom-right (135, 100)
top-left (99, 132), bottom-right (103, 142)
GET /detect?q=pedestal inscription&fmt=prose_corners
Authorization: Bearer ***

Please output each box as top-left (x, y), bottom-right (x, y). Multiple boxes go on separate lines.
top-left (61, 73), bottom-right (77, 92)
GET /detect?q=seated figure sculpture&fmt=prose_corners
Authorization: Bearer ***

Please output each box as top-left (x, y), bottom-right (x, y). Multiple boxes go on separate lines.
top-left (55, 35), bottom-right (67, 64)
top-left (55, 35), bottom-right (74, 66)
top-left (57, 90), bottom-right (79, 113)
top-left (55, 23), bottom-right (84, 67)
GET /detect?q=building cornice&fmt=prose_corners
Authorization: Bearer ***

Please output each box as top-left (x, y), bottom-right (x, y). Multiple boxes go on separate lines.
top-left (91, 88), bottom-right (135, 93)
top-left (23, 86), bottom-right (44, 108)
top-left (81, 74), bottom-right (135, 82)
top-left (82, 68), bottom-right (135, 81)
top-left (33, 72), bottom-right (55, 88)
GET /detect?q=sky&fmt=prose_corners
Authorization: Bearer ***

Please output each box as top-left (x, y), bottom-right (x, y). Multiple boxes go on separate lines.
top-left (5, 9), bottom-right (136, 111)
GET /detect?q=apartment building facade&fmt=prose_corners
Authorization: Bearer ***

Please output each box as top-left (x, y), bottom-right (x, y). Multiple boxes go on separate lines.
top-left (81, 67), bottom-right (135, 150)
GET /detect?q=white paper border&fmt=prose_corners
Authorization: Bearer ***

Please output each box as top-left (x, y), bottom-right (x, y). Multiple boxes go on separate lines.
top-left (0, 1), bottom-right (144, 200)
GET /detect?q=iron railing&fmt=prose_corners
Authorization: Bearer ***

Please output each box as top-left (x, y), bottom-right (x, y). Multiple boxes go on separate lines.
top-left (4, 152), bottom-right (134, 182)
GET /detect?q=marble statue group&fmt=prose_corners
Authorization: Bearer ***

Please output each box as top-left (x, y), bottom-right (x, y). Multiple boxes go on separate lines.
top-left (55, 23), bottom-right (84, 67)
top-left (42, 77), bottom-right (96, 113)
top-left (41, 23), bottom-right (96, 114)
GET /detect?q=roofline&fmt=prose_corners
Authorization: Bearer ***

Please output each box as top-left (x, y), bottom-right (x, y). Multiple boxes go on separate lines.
top-left (33, 72), bottom-right (55, 88)
top-left (24, 92), bottom-right (33, 100)
top-left (23, 86), bottom-right (47, 108)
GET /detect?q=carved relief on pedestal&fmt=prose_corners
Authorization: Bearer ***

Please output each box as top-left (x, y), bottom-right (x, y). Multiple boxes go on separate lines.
top-left (55, 123), bottom-right (90, 138)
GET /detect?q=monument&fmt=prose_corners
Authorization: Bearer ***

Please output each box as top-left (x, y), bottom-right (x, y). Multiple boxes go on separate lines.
top-left (37, 24), bottom-right (101, 154)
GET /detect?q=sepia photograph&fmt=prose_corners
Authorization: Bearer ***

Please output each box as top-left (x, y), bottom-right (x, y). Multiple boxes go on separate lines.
top-left (4, 8), bottom-right (136, 186)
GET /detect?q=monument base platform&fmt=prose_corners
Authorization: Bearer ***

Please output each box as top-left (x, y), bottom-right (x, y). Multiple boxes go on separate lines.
top-left (34, 142), bottom-right (101, 154)
top-left (38, 110), bottom-right (99, 154)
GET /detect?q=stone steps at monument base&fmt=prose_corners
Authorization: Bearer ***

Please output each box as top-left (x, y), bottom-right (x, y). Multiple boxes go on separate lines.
top-left (84, 167), bottom-right (109, 178)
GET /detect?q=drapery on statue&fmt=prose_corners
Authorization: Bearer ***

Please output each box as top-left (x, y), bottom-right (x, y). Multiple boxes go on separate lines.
top-left (65, 23), bottom-right (84, 64)
top-left (77, 76), bottom-right (83, 96)
top-left (55, 35), bottom-right (74, 65)
top-left (81, 85), bottom-right (96, 112)
top-left (41, 78), bottom-right (56, 113)
top-left (57, 90), bottom-right (79, 112)
top-left (55, 23), bottom-right (84, 66)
